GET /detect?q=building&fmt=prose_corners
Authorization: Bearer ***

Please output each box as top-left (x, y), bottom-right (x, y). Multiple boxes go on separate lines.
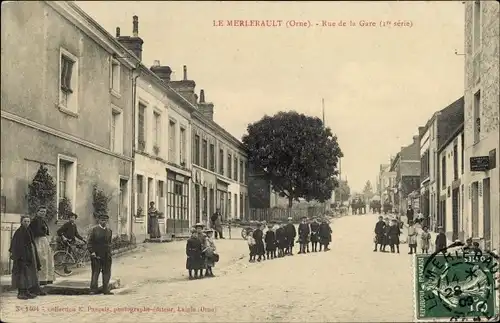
top-left (463, 1), bottom-right (499, 251)
top-left (191, 89), bottom-right (249, 224)
top-left (1, 1), bottom-right (136, 234)
top-left (389, 136), bottom-right (421, 215)
top-left (378, 163), bottom-right (396, 207)
top-left (418, 97), bottom-right (464, 231)
top-left (437, 123), bottom-right (465, 242)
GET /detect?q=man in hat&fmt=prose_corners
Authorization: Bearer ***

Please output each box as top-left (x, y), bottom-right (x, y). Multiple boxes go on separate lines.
top-left (284, 217), bottom-right (297, 255)
top-left (87, 214), bottom-right (113, 295)
top-left (57, 212), bottom-right (85, 254)
top-left (298, 216), bottom-right (310, 254)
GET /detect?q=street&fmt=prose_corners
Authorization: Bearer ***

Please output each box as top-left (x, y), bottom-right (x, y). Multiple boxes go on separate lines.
top-left (0, 214), bottom-right (415, 322)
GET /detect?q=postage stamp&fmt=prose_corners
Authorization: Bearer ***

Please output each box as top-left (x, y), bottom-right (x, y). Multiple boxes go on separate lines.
top-left (414, 243), bottom-right (499, 322)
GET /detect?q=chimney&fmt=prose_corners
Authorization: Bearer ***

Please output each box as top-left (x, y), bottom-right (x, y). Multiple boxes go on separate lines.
top-left (150, 61), bottom-right (172, 82)
top-left (197, 89), bottom-right (214, 120)
top-left (116, 16), bottom-right (144, 60)
top-left (168, 65), bottom-right (197, 105)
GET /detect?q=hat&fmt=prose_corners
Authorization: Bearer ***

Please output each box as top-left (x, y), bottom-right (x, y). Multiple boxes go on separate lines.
top-left (287, 217), bottom-right (292, 220)
top-left (203, 228), bottom-right (214, 233)
top-left (301, 216), bottom-right (307, 219)
top-left (99, 214), bottom-right (109, 220)
top-left (438, 225), bottom-right (443, 229)
top-left (194, 222), bottom-right (204, 228)
top-left (68, 212), bottom-right (78, 219)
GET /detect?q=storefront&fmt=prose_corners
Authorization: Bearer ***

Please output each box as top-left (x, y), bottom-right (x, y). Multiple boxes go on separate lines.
top-left (166, 171), bottom-right (190, 236)
top-left (216, 178), bottom-right (230, 221)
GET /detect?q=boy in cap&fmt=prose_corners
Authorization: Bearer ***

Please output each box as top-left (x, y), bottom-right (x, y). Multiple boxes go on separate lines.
top-left (318, 218), bottom-right (332, 251)
top-left (252, 223), bottom-right (265, 262)
top-left (298, 216), bottom-right (310, 254)
top-left (194, 223), bottom-right (207, 277)
top-left (57, 212), bottom-right (85, 255)
top-left (88, 214), bottom-right (113, 295)
top-left (275, 223), bottom-right (286, 257)
top-left (264, 223), bottom-right (277, 259)
top-left (373, 216), bottom-right (386, 252)
top-left (186, 228), bottom-right (203, 279)
top-left (310, 218), bottom-right (320, 252)
top-left (284, 217), bottom-right (297, 255)
top-left (388, 219), bottom-right (401, 253)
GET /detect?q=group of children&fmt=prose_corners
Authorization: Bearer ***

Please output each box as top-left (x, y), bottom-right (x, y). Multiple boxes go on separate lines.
top-left (185, 223), bottom-right (219, 280)
top-left (373, 215), bottom-right (452, 255)
top-left (246, 216), bottom-right (333, 262)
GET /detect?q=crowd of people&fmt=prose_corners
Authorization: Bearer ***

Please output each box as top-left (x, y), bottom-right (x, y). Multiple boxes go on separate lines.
top-left (246, 216), bottom-right (333, 262)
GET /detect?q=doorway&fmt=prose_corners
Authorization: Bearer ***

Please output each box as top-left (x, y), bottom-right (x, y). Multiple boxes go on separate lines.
top-left (452, 188), bottom-right (459, 241)
top-left (483, 178), bottom-right (491, 250)
top-left (471, 182), bottom-right (479, 237)
top-left (119, 178), bottom-right (129, 235)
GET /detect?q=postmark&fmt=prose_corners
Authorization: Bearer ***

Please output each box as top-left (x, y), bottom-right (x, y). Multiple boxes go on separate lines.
top-left (414, 242), bottom-right (499, 322)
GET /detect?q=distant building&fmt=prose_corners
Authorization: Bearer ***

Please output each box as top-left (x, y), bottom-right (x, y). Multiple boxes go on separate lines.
top-left (378, 163), bottom-right (396, 207)
top-left (463, 1), bottom-right (499, 251)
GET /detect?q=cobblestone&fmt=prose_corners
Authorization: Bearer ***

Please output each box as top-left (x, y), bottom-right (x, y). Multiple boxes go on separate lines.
top-left (0, 215), bottom-right (415, 322)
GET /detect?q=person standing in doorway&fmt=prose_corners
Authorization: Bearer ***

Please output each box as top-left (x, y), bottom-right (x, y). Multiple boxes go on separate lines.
top-left (211, 209), bottom-right (224, 239)
top-left (148, 201), bottom-right (161, 239)
top-left (29, 206), bottom-right (55, 286)
top-left (88, 214), bottom-right (113, 295)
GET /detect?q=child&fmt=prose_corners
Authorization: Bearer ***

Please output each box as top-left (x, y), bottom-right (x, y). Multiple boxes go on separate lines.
top-left (186, 229), bottom-right (203, 280)
top-left (264, 224), bottom-right (276, 259)
top-left (310, 218), bottom-right (320, 252)
top-left (381, 217), bottom-right (391, 252)
top-left (420, 226), bottom-right (431, 254)
top-left (253, 224), bottom-right (265, 262)
top-left (388, 219), bottom-right (401, 253)
top-left (202, 229), bottom-right (217, 277)
top-left (407, 220), bottom-right (418, 254)
top-left (275, 224), bottom-right (286, 257)
top-left (435, 226), bottom-right (447, 252)
top-left (247, 231), bottom-right (256, 262)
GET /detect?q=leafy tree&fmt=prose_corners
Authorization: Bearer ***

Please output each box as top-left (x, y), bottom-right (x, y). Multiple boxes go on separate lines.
top-left (334, 180), bottom-right (351, 203)
top-left (92, 184), bottom-right (111, 221)
top-left (26, 164), bottom-right (57, 221)
top-left (363, 180), bottom-right (374, 202)
top-left (242, 111), bottom-right (343, 208)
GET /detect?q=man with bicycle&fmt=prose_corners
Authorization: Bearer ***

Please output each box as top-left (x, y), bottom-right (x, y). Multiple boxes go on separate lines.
top-left (57, 212), bottom-right (86, 254)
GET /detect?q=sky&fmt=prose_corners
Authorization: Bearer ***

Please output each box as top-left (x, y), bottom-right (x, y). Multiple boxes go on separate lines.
top-left (77, 1), bottom-right (465, 193)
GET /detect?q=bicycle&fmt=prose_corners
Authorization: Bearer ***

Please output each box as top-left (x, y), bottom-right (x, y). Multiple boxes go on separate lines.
top-left (53, 239), bottom-right (90, 277)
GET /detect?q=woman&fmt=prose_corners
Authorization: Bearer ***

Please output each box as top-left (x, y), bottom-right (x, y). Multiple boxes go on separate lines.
top-left (407, 220), bottom-right (418, 255)
top-left (10, 215), bottom-right (44, 299)
top-left (29, 206), bottom-right (55, 285)
top-left (148, 201), bottom-right (161, 239)
top-left (186, 229), bottom-right (203, 280)
top-left (318, 218), bottom-right (332, 252)
top-left (202, 229), bottom-right (218, 277)
top-left (420, 226), bottom-right (431, 254)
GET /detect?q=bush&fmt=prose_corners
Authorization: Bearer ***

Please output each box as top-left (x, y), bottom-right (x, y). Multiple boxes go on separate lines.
top-left (58, 197), bottom-right (72, 220)
top-left (111, 234), bottom-right (134, 251)
top-left (92, 184), bottom-right (111, 221)
top-left (26, 164), bottom-right (57, 220)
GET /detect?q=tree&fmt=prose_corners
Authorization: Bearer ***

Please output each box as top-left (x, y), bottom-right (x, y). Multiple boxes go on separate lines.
top-left (26, 164), bottom-right (57, 220)
top-left (334, 180), bottom-right (351, 203)
top-left (363, 180), bottom-right (374, 202)
top-left (92, 184), bottom-right (111, 222)
top-left (242, 111), bottom-right (343, 208)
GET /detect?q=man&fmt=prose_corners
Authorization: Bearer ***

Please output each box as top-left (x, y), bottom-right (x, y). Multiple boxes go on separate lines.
top-left (87, 214), bottom-right (113, 295)
top-left (373, 216), bottom-right (386, 252)
top-left (298, 217), bottom-right (310, 254)
top-left (406, 205), bottom-right (414, 225)
top-left (284, 217), bottom-right (296, 255)
top-left (57, 212), bottom-right (85, 254)
top-left (211, 209), bottom-right (224, 239)
top-left (310, 218), bottom-right (320, 252)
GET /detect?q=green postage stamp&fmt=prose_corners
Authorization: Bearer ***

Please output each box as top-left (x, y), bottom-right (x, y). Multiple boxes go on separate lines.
top-left (414, 246), bottom-right (499, 322)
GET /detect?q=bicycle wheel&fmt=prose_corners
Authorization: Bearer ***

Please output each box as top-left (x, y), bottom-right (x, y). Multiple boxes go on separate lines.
top-left (54, 250), bottom-right (76, 276)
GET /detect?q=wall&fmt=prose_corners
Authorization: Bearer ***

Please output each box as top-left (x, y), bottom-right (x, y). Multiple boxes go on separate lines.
top-left (463, 1), bottom-right (500, 251)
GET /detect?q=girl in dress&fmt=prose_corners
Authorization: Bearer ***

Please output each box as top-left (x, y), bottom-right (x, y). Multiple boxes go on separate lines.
top-left (407, 220), bottom-right (418, 254)
top-left (420, 226), bottom-right (431, 254)
top-left (202, 229), bottom-right (218, 277)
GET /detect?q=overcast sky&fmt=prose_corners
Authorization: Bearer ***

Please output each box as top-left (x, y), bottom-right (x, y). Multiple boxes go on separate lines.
top-left (77, 1), bottom-right (465, 192)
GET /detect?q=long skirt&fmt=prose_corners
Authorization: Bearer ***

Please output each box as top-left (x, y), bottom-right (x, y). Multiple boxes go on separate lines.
top-left (254, 241), bottom-right (265, 255)
top-left (148, 216), bottom-right (161, 238)
top-left (11, 246), bottom-right (39, 290)
top-left (310, 233), bottom-right (319, 243)
top-left (34, 236), bottom-right (55, 284)
top-left (186, 255), bottom-right (203, 270)
top-left (320, 235), bottom-right (331, 245)
top-left (204, 249), bottom-right (216, 268)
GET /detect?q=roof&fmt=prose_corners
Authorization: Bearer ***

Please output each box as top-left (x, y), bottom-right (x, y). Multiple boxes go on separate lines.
top-left (400, 162), bottom-right (420, 177)
top-left (389, 153), bottom-right (400, 171)
top-left (437, 123), bottom-right (464, 154)
top-left (419, 96), bottom-right (464, 140)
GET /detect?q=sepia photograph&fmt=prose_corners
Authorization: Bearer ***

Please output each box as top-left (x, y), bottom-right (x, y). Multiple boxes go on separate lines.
top-left (0, 0), bottom-right (499, 322)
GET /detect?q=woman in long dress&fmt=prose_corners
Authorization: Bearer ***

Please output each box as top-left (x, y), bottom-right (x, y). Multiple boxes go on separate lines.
top-left (147, 201), bottom-right (161, 239)
top-left (407, 220), bottom-right (418, 255)
top-left (29, 206), bottom-right (55, 285)
top-left (10, 215), bottom-right (44, 299)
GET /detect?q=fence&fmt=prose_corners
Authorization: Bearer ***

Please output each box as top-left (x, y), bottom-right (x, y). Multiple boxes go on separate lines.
top-left (248, 206), bottom-right (325, 223)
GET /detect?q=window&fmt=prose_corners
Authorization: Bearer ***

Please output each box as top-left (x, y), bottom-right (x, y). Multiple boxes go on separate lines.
top-left (234, 193), bottom-right (238, 218)
top-left (244, 162), bottom-right (248, 183)
top-left (168, 120), bottom-right (176, 163)
top-left (473, 1), bottom-right (481, 53)
top-left (461, 132), bottom-right (464, 174)
top-left (110, 108), bottom-right (123, 154)
top-left (157, 180), bottom-right (165, 215)
top-left (202, 139), bottom-right (208, 169)
top-left (453, 144), bottom-right (458, 180)
top-left (59, 49), bottom-right (78, 114)
top-left (219, 148), bottom-right (224, 175)
top-left (180, 128), bottom-right (186, 165)
top-left (136, 175), bottom-right (144, 216)
top-left (473, 91), bottom-right (481, 144)
top-left (228, 194), bottom-right (232, 217)
top-left (138, 104), bottom-right (146, 151)
top-left (195, 185), bottom-right (200, 223)
top-left (57, 155), bottom-right (77, 220)
top-left (153, 112), bottom-right (161, 153)
top-left (110, 58), bottom-right (121, 96)
top-left (209, 144), bottom-right (215, 172)
top-left (227, 153), bottom-right (232, 179)
top-left (203, 187), bottom-right (208, 221)
top-left (234, 157), bottom-right (238, 181)
top-left (240, 160), bottom-right (244, 183)
top-left (193, 135), bottom-right (200, 165)
top-left (166, 178), bottom-right (189, 235)
top-left (441, 155), bottom-right (446, 189)
top-left (240, 194), bottom-right (244, 218)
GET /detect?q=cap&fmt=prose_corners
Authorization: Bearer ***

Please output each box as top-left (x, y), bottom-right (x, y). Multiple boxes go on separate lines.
top-left (203, 228), bottom-right (214, 233)
top-left (68, 212), bottom-right (78, 219)
top-left (287, 217), bottom-right (292, 220)
top-left (194, 222), bottom-right (204, 228)
top-left (99, 214), bottom-right (109, 220)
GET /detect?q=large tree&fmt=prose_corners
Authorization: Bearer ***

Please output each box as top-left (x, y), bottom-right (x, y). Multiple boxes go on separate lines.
top-left (334, 180), bottom-right (351, 203)
top-left (242, 111), bottom-right (343, 208)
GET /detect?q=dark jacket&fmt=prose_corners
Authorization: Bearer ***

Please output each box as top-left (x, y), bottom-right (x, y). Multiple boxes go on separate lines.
top-left (57, 221), bottom-right (84, 241)
top-left (275, 227), bottom-right (286, 245)
top-left (298, 223), bottom-right (310, 238)
top-left (406, 208), bottom-right (414, 219)
top-left (9, 225), bottom-right (41, 289)
top-left (374, 221), bottom-right (386, 236)
top-left (284, 223), bottom-right (296, 239)
top-left (388, 225), bottom-right (401, 244)
top-left (264, 230), bottom-right (276, 246)
top-left (87, 225), bottom-right (112, 258)
top-left (29, 216), bottom-right (49, 238)
top-left (319, 223), bottom-right (332, 242)
top-left (435, 233), bottom-right (447, 251)
top-left (186, 237), bottom-right (203, 270)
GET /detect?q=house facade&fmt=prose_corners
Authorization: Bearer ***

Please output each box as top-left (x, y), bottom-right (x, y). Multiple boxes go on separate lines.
top-left (437, 125), bottom-right (465, 242)
top-left (191, 89), bottom-right (249, 224)
top-left (463, 1), bottom-right (499, 251)
top-left (1, 1), bottom-right (135, 235)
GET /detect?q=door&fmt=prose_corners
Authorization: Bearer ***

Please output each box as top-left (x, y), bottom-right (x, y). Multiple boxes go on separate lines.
top-left (471, 182), bottom-right (479, 237)
top-left (119, 179), bottom-right (128, 235)
top-left (483, 178), bottom-right (491, 250)
top-left (452, 188), bottom-right (459, 241)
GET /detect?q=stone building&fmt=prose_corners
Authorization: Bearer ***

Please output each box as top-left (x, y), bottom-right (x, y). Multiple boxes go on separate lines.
top-left (191, 89), bottom-right (249, 224)
top-left (463, 1), bottom-right (499, 251)
top-left (1, 1), bottom-right (136, 236)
